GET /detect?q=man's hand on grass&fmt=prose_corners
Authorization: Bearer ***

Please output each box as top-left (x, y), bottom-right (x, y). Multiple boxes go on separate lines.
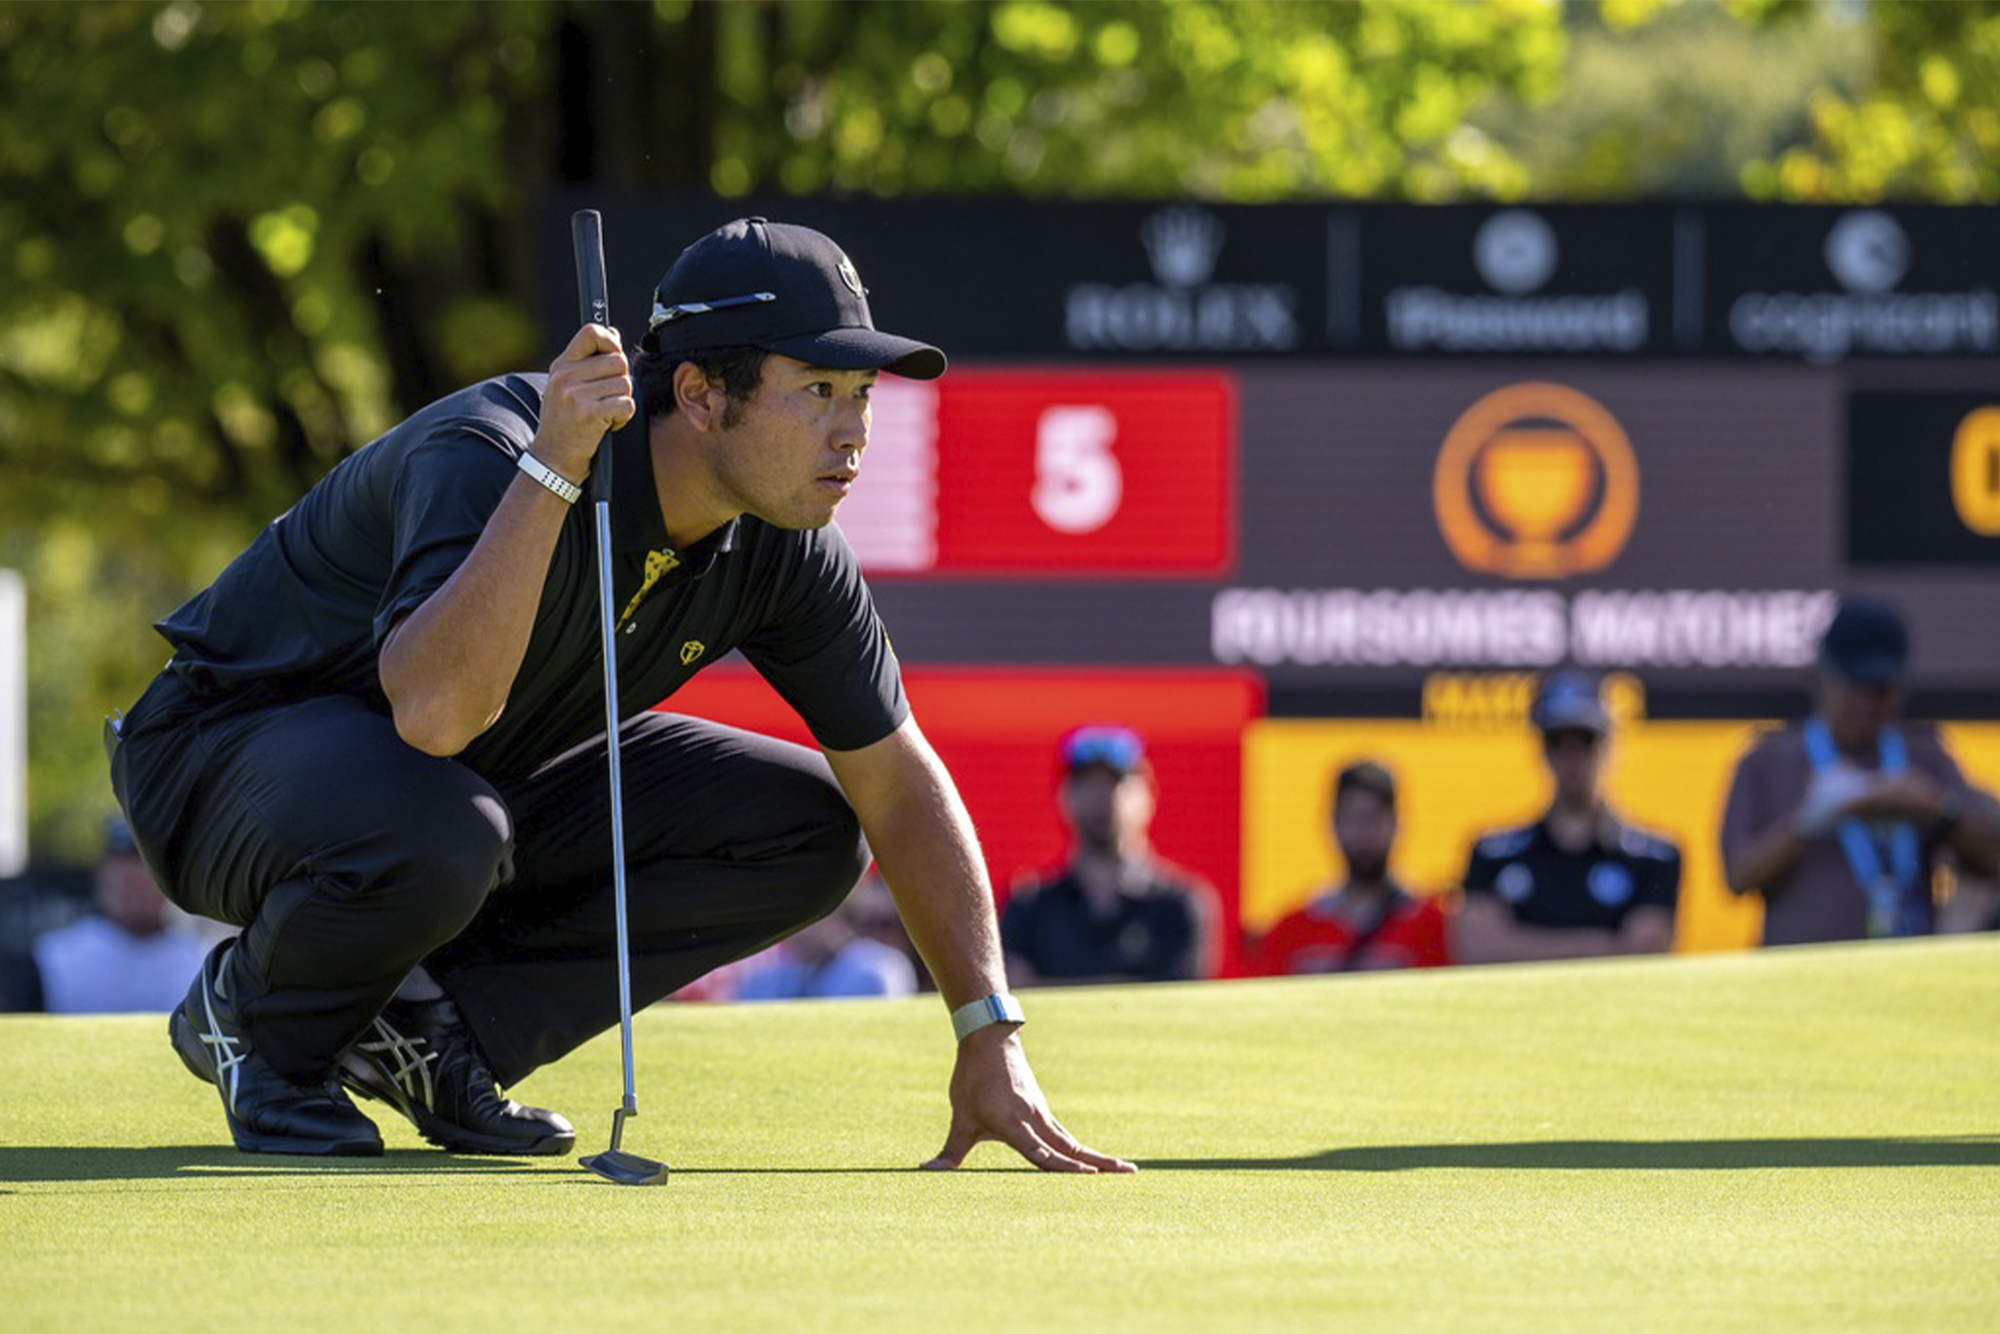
top-left (921, 1024), bottom-right (1136, 1174)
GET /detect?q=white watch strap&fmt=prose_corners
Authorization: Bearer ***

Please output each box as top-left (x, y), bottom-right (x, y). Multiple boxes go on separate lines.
top-left (517, 451), bottom-right (583, 504)
top-left (950, 992), bottom-right (1025, 1042)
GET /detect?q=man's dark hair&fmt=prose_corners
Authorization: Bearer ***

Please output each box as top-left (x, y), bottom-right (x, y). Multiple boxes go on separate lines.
top-left (1333, 760), bottom-right (1396, 814)
top-left (635, 343), bottom-right (769, 428)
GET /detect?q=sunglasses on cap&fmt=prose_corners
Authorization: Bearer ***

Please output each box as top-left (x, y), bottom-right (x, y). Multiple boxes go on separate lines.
top-left (1060, 725), bottom-right (1146, 775)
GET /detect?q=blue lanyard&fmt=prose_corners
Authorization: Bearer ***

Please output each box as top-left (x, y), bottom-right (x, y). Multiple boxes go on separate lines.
top-left (1803, 717), bottom-right (1922, 935)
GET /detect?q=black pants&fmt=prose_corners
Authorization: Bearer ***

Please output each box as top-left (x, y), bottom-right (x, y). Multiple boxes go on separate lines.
top-left (110, 673), bottom-right (867, 1086)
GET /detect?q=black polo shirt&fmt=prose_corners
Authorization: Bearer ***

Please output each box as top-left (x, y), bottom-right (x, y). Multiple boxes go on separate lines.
top-left (999, 864), bottom-right (1209, 982)
top-left (1461, 812), bottom-right (1680, 932)
top-left (154, 373), bottom-right (907, 785)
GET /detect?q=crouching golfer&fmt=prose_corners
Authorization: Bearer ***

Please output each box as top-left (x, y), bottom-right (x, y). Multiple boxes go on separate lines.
top-left (109, 218), bottom-right (1132, 1174)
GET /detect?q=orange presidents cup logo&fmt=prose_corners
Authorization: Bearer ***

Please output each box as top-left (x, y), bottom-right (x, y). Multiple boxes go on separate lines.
top-left (1432, 382), bottom-right (1639, 580)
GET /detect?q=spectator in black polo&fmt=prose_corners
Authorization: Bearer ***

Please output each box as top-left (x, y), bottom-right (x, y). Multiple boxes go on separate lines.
top-left (1455, 671), bottom-right (1679, 965)
top-left (1002, 725), bottom-right (1218, 986)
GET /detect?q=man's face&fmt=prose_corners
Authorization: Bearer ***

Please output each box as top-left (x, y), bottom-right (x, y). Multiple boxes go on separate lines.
top-left (705, 354), bottom-right (876, 531)
top-left (1061, 765), bottom-right (1152, 855)
top-left (1332, 789), bottom-right (1395, 885)
top-left (1818, 673), bottom-right (1902, 749)
top-left (1542, 728), bottom-right (1606, 808)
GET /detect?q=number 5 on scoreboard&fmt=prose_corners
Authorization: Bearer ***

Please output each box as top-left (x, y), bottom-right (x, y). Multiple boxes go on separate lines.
top-left (1032, 405), bottom-right (1122, 534)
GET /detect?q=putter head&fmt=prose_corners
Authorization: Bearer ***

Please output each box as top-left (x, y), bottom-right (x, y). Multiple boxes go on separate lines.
top-left (579, 1106), bottom-right (666, 1185)
top-left (579, 1147), bottom-right (668, 1186)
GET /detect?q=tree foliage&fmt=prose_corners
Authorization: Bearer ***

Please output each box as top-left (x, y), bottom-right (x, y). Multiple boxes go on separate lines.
top-left (1745, 0), bottom-right (2000, 203)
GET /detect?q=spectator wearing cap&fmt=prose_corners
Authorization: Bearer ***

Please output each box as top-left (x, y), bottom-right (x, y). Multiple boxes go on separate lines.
top-left (1000, 725), bottom-right (1219, 986)
top-left (1252, 760), bottom-right (1451, 975)
top-left (1721, 596), bottom-right (2000, 944)
top-left (24, 817), bottom-right (212, 1013)
top-left (1454, 671), bottom-right (1680, 965)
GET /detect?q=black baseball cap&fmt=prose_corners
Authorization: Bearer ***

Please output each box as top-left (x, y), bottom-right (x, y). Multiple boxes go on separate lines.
top-left (643, 217), bottom-right (946, 380)
top-left (1531, 669), bottom-right (1610, 736)
top-left (1819, 595), bottom-right (1908, 684)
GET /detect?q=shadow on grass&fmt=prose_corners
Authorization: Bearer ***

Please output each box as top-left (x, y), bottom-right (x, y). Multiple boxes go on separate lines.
top-left (1143, 1135), bottom-right (2000, 1173)
top-left (0, 1145), bottom-right (559, 1185)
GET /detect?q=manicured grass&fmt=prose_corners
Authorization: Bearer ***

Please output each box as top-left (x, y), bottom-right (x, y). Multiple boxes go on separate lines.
top-left (2, 938), bottom-right (1995, 1333)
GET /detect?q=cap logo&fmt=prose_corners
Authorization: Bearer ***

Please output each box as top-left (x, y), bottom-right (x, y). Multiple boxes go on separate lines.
top-left (837, 255), bottom-right (863, 297)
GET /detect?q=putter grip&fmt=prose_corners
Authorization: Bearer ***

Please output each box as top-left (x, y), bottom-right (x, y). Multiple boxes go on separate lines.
top-left (571, 208), bottom-right (613, 502)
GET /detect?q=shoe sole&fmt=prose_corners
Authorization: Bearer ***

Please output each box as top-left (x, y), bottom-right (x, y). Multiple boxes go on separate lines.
top-left (172, 1000), bottom-right (384, 1157)
top-left (337, 1058), bottom-right (575, 1158)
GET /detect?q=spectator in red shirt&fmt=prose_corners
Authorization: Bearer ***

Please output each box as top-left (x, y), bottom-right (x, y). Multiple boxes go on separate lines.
top-left (1253, 760), bottom-right (1451, 974)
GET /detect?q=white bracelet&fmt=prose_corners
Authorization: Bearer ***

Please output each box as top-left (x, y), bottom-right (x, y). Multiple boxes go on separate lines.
top-left (517, 451), bottom-right (583, 504)
top-left (950, 993), bottom-right (1025, 1042)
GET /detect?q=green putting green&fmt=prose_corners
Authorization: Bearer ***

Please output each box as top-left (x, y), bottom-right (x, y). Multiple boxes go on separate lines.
top-left (3, 937), bottom-right (1995, 1333)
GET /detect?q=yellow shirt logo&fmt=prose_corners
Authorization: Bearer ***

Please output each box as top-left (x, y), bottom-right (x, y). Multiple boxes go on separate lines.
top-left (680, 640), bottom-right (705, 666)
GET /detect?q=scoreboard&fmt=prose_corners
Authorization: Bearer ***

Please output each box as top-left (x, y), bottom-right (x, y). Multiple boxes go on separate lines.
top-left (550, 192), bottom-right (2000, 706)
top-left (545, 195), bottom-right (2000, 961)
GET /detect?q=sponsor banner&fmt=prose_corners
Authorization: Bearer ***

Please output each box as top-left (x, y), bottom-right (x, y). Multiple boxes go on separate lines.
top-left (1847, 389), bottom-right (2000, 568)
top-left (1061, 204), bottom-right (1312, 355)
top-left (1354, 206), bottom-right (1673, 356)
top-left (552, 193), bottom-right (1999, 364)
top-left (1707, 206), bottom-right (2000, 365)
top-left (555, 192), bottom-right (1322, 362)
top-left (847, 369), bottom-right (1236, 576)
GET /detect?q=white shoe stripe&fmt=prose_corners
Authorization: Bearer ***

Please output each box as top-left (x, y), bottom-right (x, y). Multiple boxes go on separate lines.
top-left (357, 1019), bottom-right (438, 1108)
top-left (197, 964), bottom-right (245, 1116)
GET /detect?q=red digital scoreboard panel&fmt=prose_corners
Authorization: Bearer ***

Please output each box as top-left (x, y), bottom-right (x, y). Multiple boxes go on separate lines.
top-left (661, 666), bottom-right (1265, 977)
top-left (850, 369), bottom-right (1236, 577)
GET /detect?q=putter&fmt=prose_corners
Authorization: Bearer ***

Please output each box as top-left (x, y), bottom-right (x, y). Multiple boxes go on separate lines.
top-left (570, 208), bottom-right (667, 1187)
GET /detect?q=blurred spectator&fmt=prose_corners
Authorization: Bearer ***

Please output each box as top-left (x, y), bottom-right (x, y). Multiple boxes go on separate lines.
top-left (1938, 792), bottom-right (2000, 934)
top-left (24, 817), bottom-right (210, 1013)
top-left (1722, 596), bottom-right (2000, 944)
top-left (1002, 724), bottom-right (1217, 986)
top-left (1455, 671), bottom-right (1680, 964)
top-left (732, 871), bottom-right (918, 1001)
top-left (1253, 760), bottom-right (1451, 974)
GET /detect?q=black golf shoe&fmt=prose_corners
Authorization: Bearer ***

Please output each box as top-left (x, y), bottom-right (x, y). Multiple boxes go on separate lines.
top-left (168, 943), bottom-right (384, 1157)
top-left (338, 994), bottom-right (575, 1157)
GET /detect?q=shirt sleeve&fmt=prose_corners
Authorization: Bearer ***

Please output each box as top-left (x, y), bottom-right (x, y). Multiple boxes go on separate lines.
top-left (738, 524), bottom-right (909, 752)
top-left (1413, 898), bottom-right (1453, 968)
top-left (1718, 736), bottom-right (1779, 892)
top-left (1638, 843), bottom-right (1682, 911)
top-left (370, 426), bottom-right (521, 648)
top-left (1461, 842), bottom-right (1500, 896)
